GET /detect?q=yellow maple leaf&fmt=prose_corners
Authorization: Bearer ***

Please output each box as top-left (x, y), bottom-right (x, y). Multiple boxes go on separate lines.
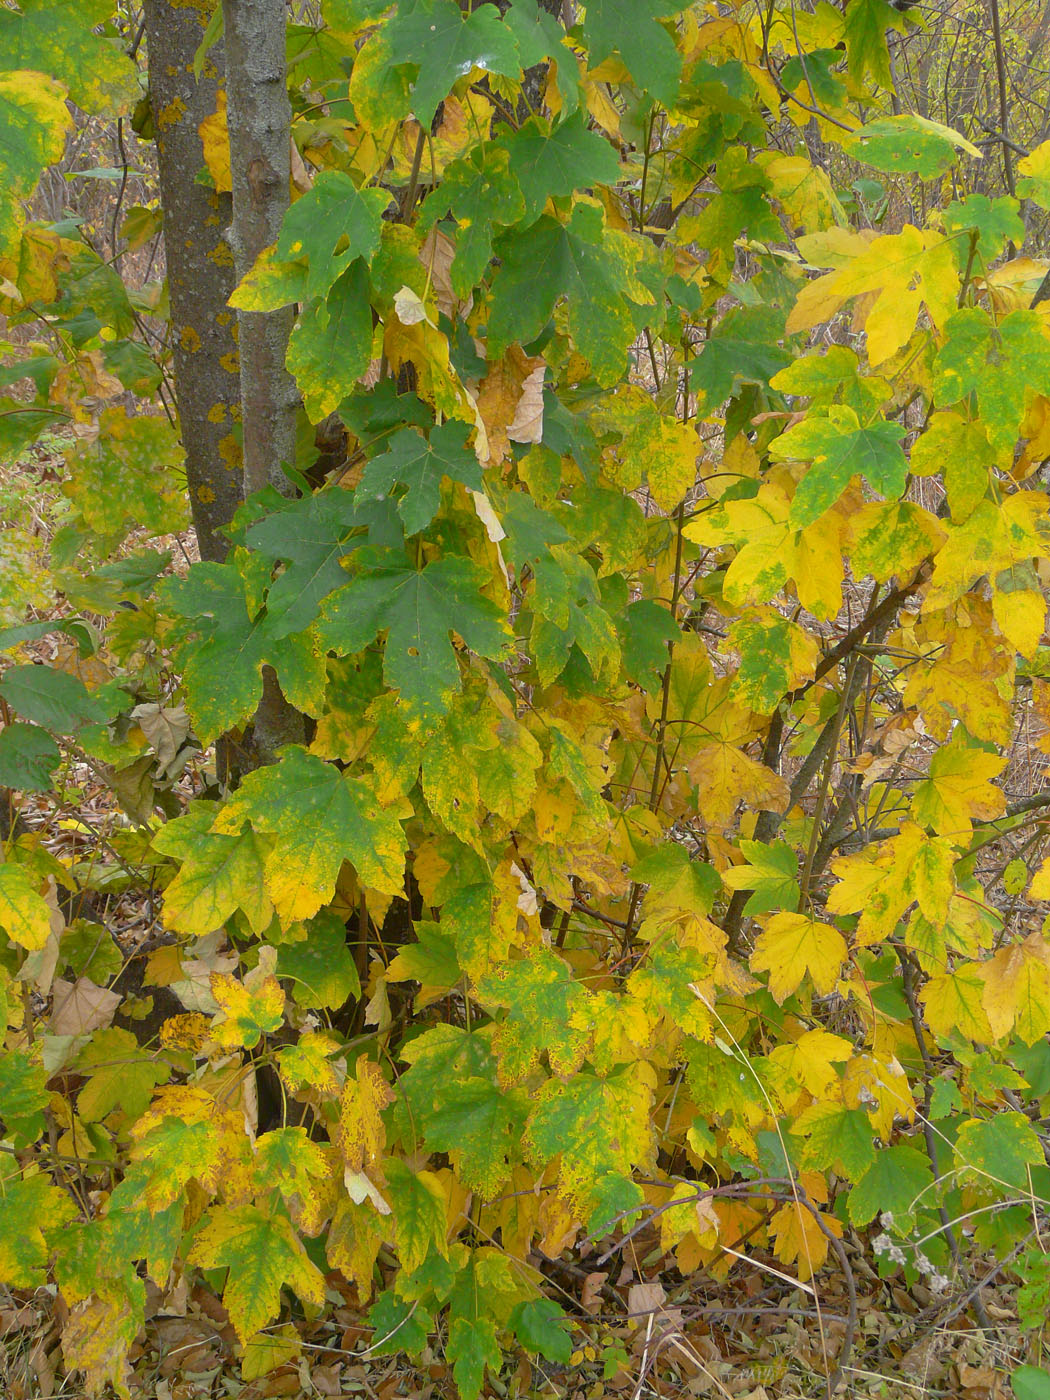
top-left (750, 913), bottom-right (846, 1003)
top-left (211, 966), bottom-right (286, 1051)
top-left (910, 733), bottom-right (1005, 839)
top-left (981, 935), bottom-right (1050, 1044)
top-left (768, 1197), bottom-right (842, 1282)
top-left (335, 1054), bottom-right (391, 1174)
top-left (920, 963), bottom-right (994, 1042)
top-left (198, 88), bottom-right (231, 194)
top-left (789, 225), bottom-right (958, 365)
top-left (828, 823), bottom-right (956, 947)
top-left (0, 862), bottom-right (52, 950)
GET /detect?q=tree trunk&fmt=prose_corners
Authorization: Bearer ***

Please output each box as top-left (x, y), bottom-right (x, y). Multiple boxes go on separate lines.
top-left (142, 0), bottom-right (243, 564)
top-left (220, 0), bottom-right (298, 497)
top-left (221, 0), bottom-right (304, 760)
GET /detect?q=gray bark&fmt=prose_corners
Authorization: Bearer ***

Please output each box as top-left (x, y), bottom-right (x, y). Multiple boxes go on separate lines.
top-left (221, 0), bottom-right (298, 498)
top-left (221, 0), bottom-right (305, 760)
top-left (142, 0), bottom-right (243, 563)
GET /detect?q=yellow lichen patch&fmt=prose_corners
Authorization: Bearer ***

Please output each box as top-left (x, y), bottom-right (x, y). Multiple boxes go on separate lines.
top-left (209, 242), bottom-right (234, 267)
top-left (197, 485), bottom-right (216, 504)
top-left (220, 351), bottom-right (239, 374)
top-left (156, 96), bottom-right (187, 131)
top-left (180, 326), bottom-right (201, 353)
top-left (218, 433), bottom-right (242, 469)
top-left (207, 403), bottom-right (226, 423)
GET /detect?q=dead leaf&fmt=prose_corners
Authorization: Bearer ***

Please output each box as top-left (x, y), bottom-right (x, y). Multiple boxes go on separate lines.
top-left (131, 702), bottom-right (191, 777)
top-left (50, 977), bottom-right (121, 1034)
top-left (581, 1271), bottom-right (607, 1314)
top-left (475, 345), bottom-right (545, 464)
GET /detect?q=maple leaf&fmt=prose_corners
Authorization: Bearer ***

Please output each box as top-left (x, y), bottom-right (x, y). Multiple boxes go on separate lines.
top-left (793, 1102), bottom-right (877, 1180)
top-left (846, 114), bottom-right (979, 181)
top-left (750, 912), bottom-right (847, 1004)
top-left (581, 0), bottom-right (685, 106)
top-left (847, 1145), bottom-right (933, 1228)
top-left (935, 308), bottom-right (1050, 457)
top-left (594, 384), bottom-right (699, 511)
top-left (211, 967), bottom-right (286, 1050)
top-left (212, 746), bottom-right (407, 921)
top-left (721, 841), bottom-right (800, 916)
top-left (317, 553), bottom-right (511, 719)
top-left (981, 936), bottom-right (1050, 1045)
top-left (828, 823), bottom-right (956, 947)
top-left (770, 405), bottom-right (907, 529)
top-left (336, 1054), bottom-right (391, 1175)
top-left (921, 963), bottom-right (994, 1042)
top-left (356, 422), bottom-right (483, 535)
top-left (152, 801), bottom-right (274, 937)
top-left (505, 111), bottom-right (621, 225)
top-left (275, 170), bottom-right (388, 298)
top-left (287, 262), bottom-right (375, 420)
top-left (0, 861), bottom-right (51, 950)
top-left (75, 1028), bottom-right (170, 1123)
top-left (386, 1160), bottom-right (448, 1272)
top-left (910, 412), bottom-right (992, 522)
top-left (727, 608), bottom-right (819, 714)
top-left (0, 1172), bottom-right (75, 1287)
top-left (188, 1204), bottom-right (326, 1343)
top-left (0, 71), bottom-right (70, 255)
top-left (253, 1128), bottom-right (332, 1210)
top-left (420, 144), bottom-right (525, 297)
top-left (276, 909), bottom-right (361, 1010)
top-left (488, 203), bottom-right (653, 387)
top-left (524, 1064), bottom-right (654, 1221)
top-left (789, 224), bottom-right (958, 365)
top-left (162, 561), bottom-right (326, 745)
top-left (955, 1112), bottom-right (1044, 1188)
top-left (910, 732), bottom-right (1005, 838)
top-left (842, 0), bottom-right (897, 88)
top-left (481, 950), bottom-right (592, 1085)
top-left (768, 1198), bottom-right (842, 1282)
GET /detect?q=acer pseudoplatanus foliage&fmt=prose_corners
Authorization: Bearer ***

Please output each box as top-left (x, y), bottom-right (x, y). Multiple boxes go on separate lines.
top-left (1, 0), bottom-right (1050, 1394)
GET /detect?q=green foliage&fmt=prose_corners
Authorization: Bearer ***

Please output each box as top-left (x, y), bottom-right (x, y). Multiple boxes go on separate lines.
top-left (3, 0), bottom-right (1050, 1393)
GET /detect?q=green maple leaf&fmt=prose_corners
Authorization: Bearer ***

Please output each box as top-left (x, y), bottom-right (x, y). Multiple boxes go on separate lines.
top-left (727, 609), bottom-right (816, 715)
top-left (424, 1076), bottom-right (529, 1197)
top-left (488, 203), bottom-right (651, 386)
top-left (943, 194), bottom-right (1025, 265)
top-left (481, 950), bottom-right (591, 1085)
top-left (847, 1145), bottom-right (933, 1228)
top-left (317, 553), bottom-right (511, 718)
top-left (356, 422), bottom-right (483, 535)
top-left (843, 0), bottom-right (897, 90)
top-left (531, 544), bottom-right (620, 686)
top-left (504, 112), bottom-right (621, 224)
top-left (130, 1117), bottom-right (221, 1210)
top-left (771, 345), bottom-right (889, 416)
top-left (580, 0), bottom-right (686, 107)
top-left (846, 115), bottom-right (976, 180)
top-left (188, 1204), bottom-right (326, 1343)
top-left (247, 487), bottom-right (399, 640)
top-left (0, 70), bottom-right (70, 255)
top-left (524, 1065), bottom-right (653, 1215)
top-left (76, 1029), bottom-right (170, 1123)
top-left (162, 561), bottom-right (326, 743)
top-left (0, 1049), bottom-right (50, 1146)
top-left (509, 1299), bottom-right (573, 1364)
top-left (276, 908), bottom-right (361, 1010)
top-left (793, 1102), bottom-right (877, 1180)
top-left (287, 262), bottom-right (374, 420)
top-left (688, 308), bottom-right (792, 415)
top-left (955, 1112), bottom-right (1044, 1189)
top-left (934, 308), bottom-right (1050, 456)
top-left (503, 0), bottom-right (579, 109)
top-left (276, 171), bottom-right (389, 298)
top-left (0, 0), bottom-right (137, 115)
top-left (720, 840), bottom-right (800, 916)
top-left (213, 745), bottom-right (408, 920)
top-left (67, 409), bottom-right (188, 545)
top-left (366, 1292), bottom-right (433, 1356)
top-left (385, 1160), bottom-right (447, 1272)
top-left (0, 1173), bottom-right (76, 1287)
top-left (104, 1169), bottom-right (185, 1287)
top-left (420, 144), bottom-right (525, 297)
top-left (152, 801), bottom-right (274, 937)
top-left (771, 404), bottom-right (908, 528)
top-left (447, 1315), bottom-right (502, 1400)
top-left (390, 0), bottom-right (520, 126)
top-left (0, 665), bottom-right (110, 733)
top-left (253, 1127), bottom-right (331, 1203)
top-left (617, 599), bottom-right (680, 689)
